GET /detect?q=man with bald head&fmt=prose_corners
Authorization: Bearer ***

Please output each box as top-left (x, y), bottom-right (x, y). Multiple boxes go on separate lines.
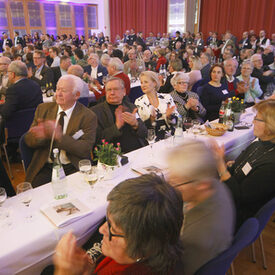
top-left (0, 56), bottom-right (11, 99)
top-left (0, 60), bottom-right (42, 119)
top-left (24, 74), bottom-right (97, 187)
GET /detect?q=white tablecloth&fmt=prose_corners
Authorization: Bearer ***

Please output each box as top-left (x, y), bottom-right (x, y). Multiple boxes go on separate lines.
top-left (0, 109), bottom-right (255, 275)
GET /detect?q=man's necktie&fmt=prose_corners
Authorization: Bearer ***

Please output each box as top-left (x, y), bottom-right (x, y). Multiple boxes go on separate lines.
top-left (58, 111), bottom-right (66, 133)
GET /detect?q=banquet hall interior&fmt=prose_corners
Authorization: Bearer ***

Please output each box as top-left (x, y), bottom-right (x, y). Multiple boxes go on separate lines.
top-left (0, 0), bottom-right (274, 274)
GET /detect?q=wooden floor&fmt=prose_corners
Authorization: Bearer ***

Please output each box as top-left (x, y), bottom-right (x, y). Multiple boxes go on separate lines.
top-left (4, 160), bottom-right (275, 275)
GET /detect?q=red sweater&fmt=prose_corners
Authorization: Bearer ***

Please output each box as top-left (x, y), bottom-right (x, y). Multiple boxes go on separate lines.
top-left (156, 56), bottom-right (167, 72)
top-left (94, 72), bottom-right (131, 100)
top-left (94, 257), bottom-right (157, 275)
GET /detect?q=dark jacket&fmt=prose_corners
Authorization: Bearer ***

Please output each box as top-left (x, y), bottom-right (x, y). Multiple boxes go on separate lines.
top-left (84, 64), bottom-right (108, 85)
top-left (31, 65), bottom-right (54, 88)
top-left (0, 38), bottom-right (13, 52)
top-left (0, 78), bottom-right (42, 120)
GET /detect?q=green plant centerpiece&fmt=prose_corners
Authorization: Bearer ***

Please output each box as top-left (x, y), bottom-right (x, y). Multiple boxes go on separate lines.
top-left (94, 140), bottom-right (121, 166)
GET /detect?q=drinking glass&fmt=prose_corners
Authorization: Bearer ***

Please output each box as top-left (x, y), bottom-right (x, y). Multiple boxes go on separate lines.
top-left (16, 182), bottom-right (33, 220)
top-left (183, 117), bottom-right (194, 134)
top-left (79, 159), bottom-right (92, 183)
top-left (191, 119), bottom-right (201, 137)
top-left (147, 129), bottom-right (156, 158)
top-left (0, 187), bottom-right (7, 206)
top-left (86, 166), bottom-right (98, 199)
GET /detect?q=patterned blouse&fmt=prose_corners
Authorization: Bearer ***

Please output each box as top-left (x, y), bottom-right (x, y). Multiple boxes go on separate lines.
top-left (135, 93), bottom-right (178, 140)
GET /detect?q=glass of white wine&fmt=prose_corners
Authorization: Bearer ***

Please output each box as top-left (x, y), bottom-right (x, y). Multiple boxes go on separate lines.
top-left (16, 182), bottom-right (33, 220)
top-left (85, 166), bottom-right (98, 187)
top-left (79, 159), bottom-right (92, 183)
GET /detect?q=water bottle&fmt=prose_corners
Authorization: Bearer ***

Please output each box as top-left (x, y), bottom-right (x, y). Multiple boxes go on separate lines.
top-left (51, 148), bottom-right (68, 200)
top-left (224, 99), bottom-right (234, 131)
top-left (175, 115), bottom-right (183, 137)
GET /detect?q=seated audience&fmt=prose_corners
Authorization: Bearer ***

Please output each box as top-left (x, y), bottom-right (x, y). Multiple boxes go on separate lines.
top-left (251, 53), bottom-right (275, 94)
top-left (91, 77), bottom-right (147, 153)
top-left (74, 48), bottom-right (88, 68)
top-left (24, 75), bottom-right (97, 187)
top-left (168, 140), bottom-right (235, 275)
top-left (135, 71), bottom-right (178, 140)
top-left (53, 174), bottom-right (184, 275)
top-left (30, 50), bottom-right (54, 88)
top-left (84, 53), bottom-right (108, 85)
top-left (159, 58), bottom-right (182, 93)
top-left (236, 60), bottom-right (263, 106)
top-left (200, 64), bottom-right (235, 121)
top-left (52, 56), bottom-right (72, 88)
top-left (187, 55), bottom-right (202, 90)
top-left (0, 61), bottom-right (42, 120)
top-left (262, 45), bottom-right (274, 66)
top-left (123, 49), bottom-right (145, 78)
top-left (67, 65), bottom-right (90, 98)
top-left (213, 99), bottom-right (275, 229)
top-left (257, 30), bottom-right (270, 49)
top-left (200, 52), bottom-right (211, 80)
top-left (0, 56), bottom-right (11, 100)
top-left (170, 72), bottom-right (206, 122)
top-left (143, 49), bottom-right (156, 71)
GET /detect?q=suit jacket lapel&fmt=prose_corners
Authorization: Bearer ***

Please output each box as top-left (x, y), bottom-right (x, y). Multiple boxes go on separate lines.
top-left (66, 102), bottom-right (80, 135)
top-left (102, 102), bottom-right (115, 125)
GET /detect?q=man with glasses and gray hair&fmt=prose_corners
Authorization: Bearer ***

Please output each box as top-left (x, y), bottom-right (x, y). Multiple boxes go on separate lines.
top-left (0, 56), bottom-right (11, 100)
top-left (0, 60), bottom-right (42, 120)
top-left (167, 140), bottom-right (235, 275)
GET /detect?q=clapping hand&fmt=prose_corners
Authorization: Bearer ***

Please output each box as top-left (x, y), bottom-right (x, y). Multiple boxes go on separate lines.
top-left (237, 81), bottom-right (249, 94)
top-left (122, 108), bottom-right (139, 129)
top-left (186, 98), bottom-right (199, 111)
top-left (115, 105), bottom-right (125, 130)
top-left (54, 232), bottom-right (94, 275)
top-left (166, 103), bottom-right (176, 118)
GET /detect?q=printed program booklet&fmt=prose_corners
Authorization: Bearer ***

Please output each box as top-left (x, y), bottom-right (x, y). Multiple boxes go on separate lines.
top-left (40, 198), bottom-right (92, 227)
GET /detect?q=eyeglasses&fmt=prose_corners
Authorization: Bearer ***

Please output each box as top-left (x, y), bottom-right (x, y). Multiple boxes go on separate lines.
top-left (107, 218), bottom-right (125, 241)
top-left (253, 117), bottom-right (265, 122)
top-left (174, 179), bottom-right (196, 188)
top-left (177, 81), bottom-right (188, 85)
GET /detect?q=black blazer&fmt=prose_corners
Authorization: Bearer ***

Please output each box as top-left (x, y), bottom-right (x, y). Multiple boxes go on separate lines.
top-left (31, 65), bottom-right (54, 88)
top-left (14, 36), bottom-right (25, 47)
top-left (0, 39), bottom-right (13, 52)
top-left (51, 66), bottom-right (62, 89)
top-left (0, 78), bottom-right (42, 119)
top-left (200, 63), bottom-right (211, 80)
top-left (91, 101), bottom-right (148, 153)
top-left (159, 74), bottom-right (174, 93)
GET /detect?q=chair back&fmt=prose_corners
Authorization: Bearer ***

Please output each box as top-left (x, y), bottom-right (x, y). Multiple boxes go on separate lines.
top-left (253, 198), bottom-right (275, 241)
top-left (19, 133), bottom-right (34, 171)
top-left (5, 108), bottom-right (36, 140)
top-left (195, 218), bottom-right (259, 275)
top-left (78, 97), bottom-right (89, 107)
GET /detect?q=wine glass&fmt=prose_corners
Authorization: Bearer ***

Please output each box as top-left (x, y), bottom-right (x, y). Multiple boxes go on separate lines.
top-left (183, 117), bottom-right (194, 134)
top-left (147, 128), bottom-right (156, 158)
top-left (79, 159), bottom-right (92, 183)
top-left (0, 187), bottom-right (7, 206)
top-left (86, 166), bottom-right (98, 199)
top-left (191, 119), bottom-right (201, 137)
top-left (16, 182), bottom-right (33, 220)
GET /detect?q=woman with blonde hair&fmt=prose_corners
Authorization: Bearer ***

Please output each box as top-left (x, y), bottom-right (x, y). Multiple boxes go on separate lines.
top-left (135, 71), bottom-right (178, 139)
top-left (213, 99), bottom-right (275, 229)
top-left (187, 55), bottom-right (202, 90)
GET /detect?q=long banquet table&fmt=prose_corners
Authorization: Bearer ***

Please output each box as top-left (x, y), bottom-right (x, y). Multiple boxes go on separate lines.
top-left (0, 109), bottom-right (255, 275)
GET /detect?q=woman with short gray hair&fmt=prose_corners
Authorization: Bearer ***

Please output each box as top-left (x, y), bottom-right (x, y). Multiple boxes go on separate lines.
top-left (170, 72), bottom-right (206, 122)
top-left (237, 60), bottom-right (263, 106)
top-left (53, 174), bottom-right (184, 275)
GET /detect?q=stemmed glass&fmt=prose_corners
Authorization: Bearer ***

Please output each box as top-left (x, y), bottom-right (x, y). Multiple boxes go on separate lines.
top-left (86, 166), bottom-right (98, 199)
top-left (16, 182), bottom-right (33, 220)
top-left (0, 187), bottom-right (7, 206)
top-left (79, 159), bottom-right (92, 183)
top-left (147, 128), bottom-right (156, 158)
top-left (191, 119), bottom-right (201, 137)
top-left (183, 117), bottom-right (194, 135)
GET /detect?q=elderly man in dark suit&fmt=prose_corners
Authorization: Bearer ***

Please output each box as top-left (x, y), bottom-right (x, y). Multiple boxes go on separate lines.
top-left (84, 53), bottom-right (108, 85)
top-left (200, 52), bottom-right (211, 80)
top-left (0, 60), bottom-right (42, 120)
top-left (24, 75), bottom-right (97, 187)
top-left (91, 77), bottom-right (147, 154)
top-left (29, 50), bottom-right (54, 89)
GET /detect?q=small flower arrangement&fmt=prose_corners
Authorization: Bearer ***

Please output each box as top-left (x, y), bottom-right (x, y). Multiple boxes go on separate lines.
top-left (94, 140), bottom-right (121, 166)
top-left (231, 97), bottom-right (245, 113)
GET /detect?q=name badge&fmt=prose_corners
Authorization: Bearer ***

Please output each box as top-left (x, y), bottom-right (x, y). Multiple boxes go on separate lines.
top-left (222, 89), bottom-right (228, 95)
top-left (242, 162), bottom-right (252, 175)
top-left (72, 129), bottom-right (84, 140)
top-left (39, 75), bottom-right (43, 80)
top-left (97, 72), bottom-right (103, 77)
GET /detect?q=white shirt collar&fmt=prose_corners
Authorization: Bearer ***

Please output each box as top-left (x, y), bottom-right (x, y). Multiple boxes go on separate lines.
top-left (57, 102), bottom-right (76, 119)
top-left (226, 74), bottom-right (235, 82)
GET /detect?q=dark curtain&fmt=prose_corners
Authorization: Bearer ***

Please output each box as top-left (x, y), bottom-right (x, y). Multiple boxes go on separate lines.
top-left (109, 0), bottom-right (168, 42)
top-left (200, 0), bottom-right (275, 41)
